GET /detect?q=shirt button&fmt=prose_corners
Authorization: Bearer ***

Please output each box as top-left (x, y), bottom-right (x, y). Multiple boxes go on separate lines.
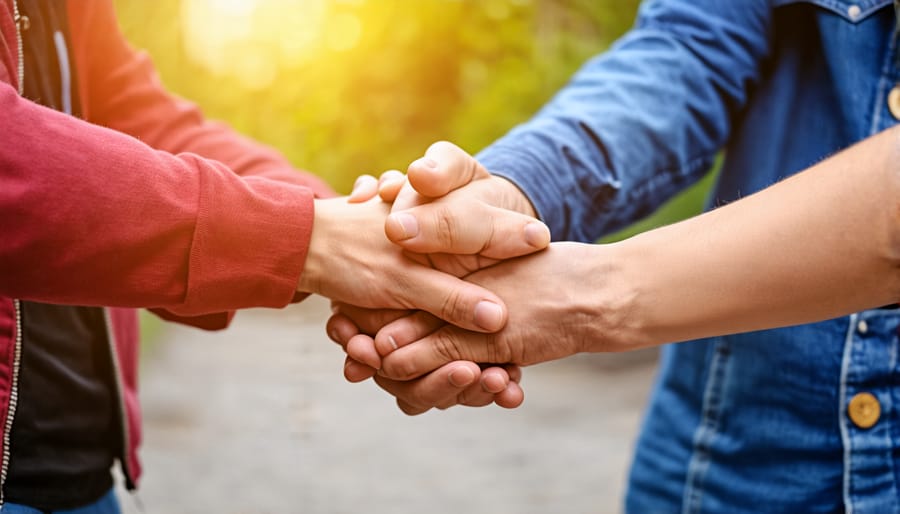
top-left (888, 85), bottom-right (900, 121)
top-left (847, 4), bottom-right (862, 20)
top-left (848, 392), bottom-right (881, 429)
top-left (857, 319), bottom-right (869, 334)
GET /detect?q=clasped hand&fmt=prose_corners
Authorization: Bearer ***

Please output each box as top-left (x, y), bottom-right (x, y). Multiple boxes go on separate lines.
top-left (318, 142), bottom-right (616, 415)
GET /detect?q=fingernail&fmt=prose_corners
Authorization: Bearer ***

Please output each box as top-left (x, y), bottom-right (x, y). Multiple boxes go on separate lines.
top-left (474, 301), bottom-right (504, 331)
top-left (524, 222), bottom-right (550, 248)
top-left (389, 213), bottom-right (419, 240)
top-left (481, 373), bottom-right (505, 394)
top-left (329, 329), bottom-right (340, 343)
top-left (387, 335), bottom-right (399, 351)
top-left (420, 157), bottom-right (438, 170)
top-left (353, 176), bottom-right (365, 190)
top-left (448, 366), bottom-right (476, 387)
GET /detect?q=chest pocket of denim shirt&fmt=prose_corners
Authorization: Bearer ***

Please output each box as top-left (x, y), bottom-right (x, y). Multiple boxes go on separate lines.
top-left (773, 0), bottom-right (893, 22)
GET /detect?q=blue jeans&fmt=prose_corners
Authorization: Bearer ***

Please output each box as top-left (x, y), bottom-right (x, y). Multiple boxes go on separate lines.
top-left (0, 488), bottom-right (120, 514)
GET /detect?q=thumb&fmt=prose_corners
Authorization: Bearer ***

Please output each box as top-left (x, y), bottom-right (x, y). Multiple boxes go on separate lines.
top-left (393, 141), bottom-right (488, 210)
top-left (385, 201), bottom-right (550, 259)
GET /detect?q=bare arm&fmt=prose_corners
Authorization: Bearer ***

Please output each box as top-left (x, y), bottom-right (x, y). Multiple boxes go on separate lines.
top-left (612, 124), bottom-right (900, 347)
top-left (367, 127), bottom-right (900, 378)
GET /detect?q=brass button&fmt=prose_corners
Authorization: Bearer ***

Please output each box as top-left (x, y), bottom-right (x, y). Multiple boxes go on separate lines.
top-left (889, 85), bottom-right (900, 121)
top-left (848, 392), bottom-right (881, 429)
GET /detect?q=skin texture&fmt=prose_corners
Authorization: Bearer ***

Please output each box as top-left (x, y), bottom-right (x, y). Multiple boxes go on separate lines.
top-left (321, 142), bottom-right (548, 413)
top-left (299, 196), bottom-right (519, 333)
top-left (336, 129), bottom-right (900, 410)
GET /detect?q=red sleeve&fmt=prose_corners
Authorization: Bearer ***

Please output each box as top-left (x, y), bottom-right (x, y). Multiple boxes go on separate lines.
top-left (0, 82), bottom-right (314, 317)
top-left (67, 0), bottom-right (334, 197)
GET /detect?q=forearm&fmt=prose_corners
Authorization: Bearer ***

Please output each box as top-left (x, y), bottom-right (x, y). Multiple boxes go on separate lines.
top-left (607, 126), bottom-right (900, 348)
top-left (481, 0), bottom-right (772, 242)
top-left (70, 0), bottom-right (334, 195)
top-left (0, 84), bottom-right (313, 315)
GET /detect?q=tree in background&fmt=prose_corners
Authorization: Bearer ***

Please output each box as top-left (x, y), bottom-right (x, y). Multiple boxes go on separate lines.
top-left (114, 0), bottom-right (710, 237)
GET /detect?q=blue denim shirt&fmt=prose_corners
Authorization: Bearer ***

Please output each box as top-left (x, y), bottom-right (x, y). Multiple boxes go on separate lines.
top-left (478, 1), bottom-right (900, 512)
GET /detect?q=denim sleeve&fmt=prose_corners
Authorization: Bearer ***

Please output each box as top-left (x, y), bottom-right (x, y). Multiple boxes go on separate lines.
top-left (478, 0), bottom-right (773, 242)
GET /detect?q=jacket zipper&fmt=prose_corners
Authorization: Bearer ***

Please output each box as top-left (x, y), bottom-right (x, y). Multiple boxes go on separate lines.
top-left (2, 3), bottom-right (26, 505)
top-left (0, 300), bottom-right (24, 506)
top-left (12, 0), bottom-right (27, 96)
top-left (104, 310), bottom-right (134, 489)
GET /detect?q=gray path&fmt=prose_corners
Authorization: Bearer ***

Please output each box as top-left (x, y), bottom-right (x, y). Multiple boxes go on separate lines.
top-left (117, 297), bottom-right (658, 514)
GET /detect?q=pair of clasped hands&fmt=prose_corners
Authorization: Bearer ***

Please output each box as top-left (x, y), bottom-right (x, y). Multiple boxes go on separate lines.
top-left (296, 142), bottom-right (596, 415)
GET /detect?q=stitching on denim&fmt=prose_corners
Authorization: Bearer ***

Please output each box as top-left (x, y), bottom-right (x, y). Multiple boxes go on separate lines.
top-left (885, 314), bottom-right (900, 508)
top-left (838, 314), bottom-right (857, 514)
top-left (776, 0), bottom-right (894, 22)
top-left (869, 23), bottom-right (900, 135)
top-left (682, 338), bottom-right (730, 514)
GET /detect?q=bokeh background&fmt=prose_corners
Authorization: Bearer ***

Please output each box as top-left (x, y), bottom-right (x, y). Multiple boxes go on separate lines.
top-left (109, 1), bottom-right (717, 513)
top-left (114, 0), bottom-right (715, 235)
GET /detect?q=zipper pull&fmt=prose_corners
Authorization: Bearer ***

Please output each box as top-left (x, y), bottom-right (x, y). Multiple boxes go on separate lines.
top-left (14, 13), bottom-right (29, 32)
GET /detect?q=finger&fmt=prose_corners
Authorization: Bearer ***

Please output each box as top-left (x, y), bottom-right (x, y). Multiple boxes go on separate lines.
top-left (347, 175), bottom-right (378, 203)
top-left (494, 381), bottom-right (525, 409)
top-left (407, 141), bottom-right (489, 198)
top-left (396, 398), bottom-right (430, 416)
top-left (374, 311), bottom-right (445, 357)
top-left (325, 313), bottom-right (360, 349)
top-left (479, 366), bottom-right (510, 394)
top-left (374, 361), bottom-right (481, 413)
top-left (506, 363), bottom-right (523, 383)
top-left (449, 385), bottom-right (495, 409)
top-left (344, 356), bottom-right (377, 383)
top-left (346, 333), bottom-right (382, 370)
top-left (385, 203), bottom-right (550, 259)
top-left (396, 265), bottom-right (507, 333)
top-left (331, 303), bottom-right (411, 336)
top-left (379, 325), bottom-right (507, 381)
top-left (377, 170), bottom-right (406, 202)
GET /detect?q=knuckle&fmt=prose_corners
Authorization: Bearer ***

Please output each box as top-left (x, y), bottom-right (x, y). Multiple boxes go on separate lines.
top-left (428, 140), bottom-right (454, 154)
top-left (434, 207), bottom-right (458, 250)
top-left (485, 332), bottom-right (514, 364)
top-left (382, 357), bottom-right (419, 381)
top-left (439, 287), bottom-right (467, 326)
top-left (431, 330), bottom-right (464, 361)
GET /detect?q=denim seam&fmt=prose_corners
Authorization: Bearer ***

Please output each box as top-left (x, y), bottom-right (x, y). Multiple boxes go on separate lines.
top-left (869, 25), bottom-right (900, 136)
top-left (682, 338), bottom-right (730, 514)
top-left (886, 318), bottom-right (899, 507)
top-left (839, 313), bottom-right (857, 514)
top-left (777, 0), bottom-right (894, 22)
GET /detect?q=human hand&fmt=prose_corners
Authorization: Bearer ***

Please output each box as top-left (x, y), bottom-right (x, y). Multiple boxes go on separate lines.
top-left (326, 307), bottom-right (524, 415)
top-left (326, 142), bottom-right (547, 413)
top-left (298, 197), bottom-right (512, 332)
top-left (383, 142), bottom-right (545, 269)
top-left (347, 242), bottom-right (632, 382)
top-left (346, 169), bottom-right (406, 204)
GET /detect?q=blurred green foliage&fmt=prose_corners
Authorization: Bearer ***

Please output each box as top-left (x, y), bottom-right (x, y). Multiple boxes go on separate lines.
top-left (114, 0), bottom-right (713, 240)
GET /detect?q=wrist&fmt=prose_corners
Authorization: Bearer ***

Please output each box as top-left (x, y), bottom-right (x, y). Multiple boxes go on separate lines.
top-left (575, 241), bottom-right (652, 353)
top-left (489, 175), bottom-right (539, 218)
top-left (297, 198), bottom-right (331, 295)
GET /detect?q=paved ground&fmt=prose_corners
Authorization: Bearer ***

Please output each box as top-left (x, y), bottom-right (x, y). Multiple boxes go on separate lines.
top-left (116, 296), bottom-right (658, 514)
